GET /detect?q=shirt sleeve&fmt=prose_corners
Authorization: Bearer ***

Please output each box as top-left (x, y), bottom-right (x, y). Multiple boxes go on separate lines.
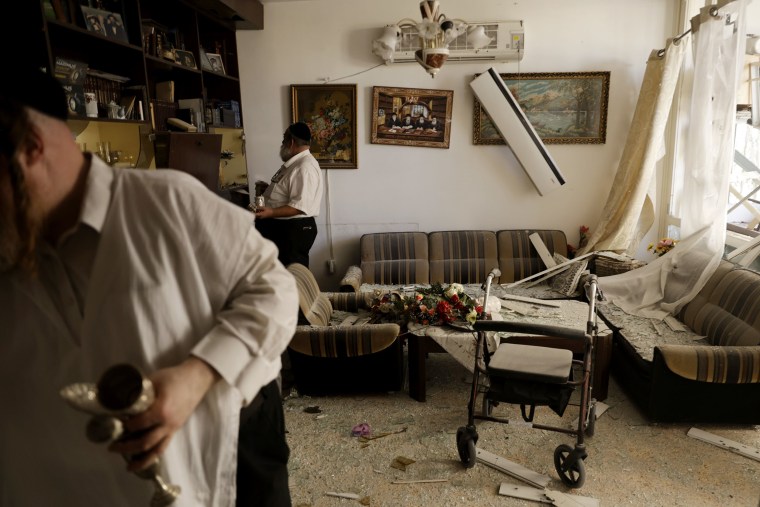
top-left (191, 227), bottom-right (298, 403)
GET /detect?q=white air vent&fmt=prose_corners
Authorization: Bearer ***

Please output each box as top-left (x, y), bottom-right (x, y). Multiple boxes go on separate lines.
top-left (393, 20), bottom-right (524, 63)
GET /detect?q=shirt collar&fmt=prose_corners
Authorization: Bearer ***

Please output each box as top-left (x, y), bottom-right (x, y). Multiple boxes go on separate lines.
top-left (283, 149), bottom-right (310, 169)
top-left (79, 154), bottom-right (114, 234)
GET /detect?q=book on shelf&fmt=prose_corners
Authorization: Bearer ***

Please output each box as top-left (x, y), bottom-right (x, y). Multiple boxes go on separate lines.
top-left (122, 85), bottom-right (148, 121)
top-left (54, 57), bottom-right (88, 116)
top-left (155, 81), bottom-right (175, 102)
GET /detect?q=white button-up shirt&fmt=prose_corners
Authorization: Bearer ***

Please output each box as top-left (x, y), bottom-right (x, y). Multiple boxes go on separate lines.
top-left (263, 149), bottom-right (323, 219)
top-left (0, 156), bottom-right (298, 506)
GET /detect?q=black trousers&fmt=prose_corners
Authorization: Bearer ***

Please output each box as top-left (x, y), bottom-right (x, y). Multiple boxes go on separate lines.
top-left (236, 380), bottom-right (291, 507)
top-left (255, 216), bottom-right (317, 268)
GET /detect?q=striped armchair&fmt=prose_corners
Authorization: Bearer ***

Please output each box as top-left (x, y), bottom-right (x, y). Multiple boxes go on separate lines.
top-left (286, 264), bottom-right (403, 395)
top-left (603, 260), bottom-right (760, 423)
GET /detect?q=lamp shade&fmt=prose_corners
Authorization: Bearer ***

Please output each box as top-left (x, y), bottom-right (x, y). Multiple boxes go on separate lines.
top-left (467, 25), bottom-right (493, 50)
top-left (372, 25), bottom-right (401, 63)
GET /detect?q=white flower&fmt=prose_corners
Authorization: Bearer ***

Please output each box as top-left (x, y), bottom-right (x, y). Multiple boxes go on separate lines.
top-left (445, 283), bottom-right (464, 298)
top-left (466, 309), bottom-right (478, 324)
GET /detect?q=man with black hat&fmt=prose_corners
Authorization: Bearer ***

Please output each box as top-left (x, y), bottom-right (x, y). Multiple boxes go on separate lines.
top-left (0, 64), bottom-right (298, 506)
top-left (254, 122), bottom-right (323, 268)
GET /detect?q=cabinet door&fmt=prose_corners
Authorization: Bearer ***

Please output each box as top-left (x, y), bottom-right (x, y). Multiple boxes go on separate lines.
top-left (154, 132), bottom-right (222, 192)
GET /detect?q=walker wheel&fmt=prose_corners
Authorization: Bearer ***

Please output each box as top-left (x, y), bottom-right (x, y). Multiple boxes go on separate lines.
top-left (585, 402), bottom-right (597, 437)
top-left (554, 444), bottom-right (586, 488)
top-left (456, 426), bottom-right (478, 469)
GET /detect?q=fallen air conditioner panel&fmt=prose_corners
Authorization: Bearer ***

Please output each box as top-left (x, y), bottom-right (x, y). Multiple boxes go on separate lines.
top-left (469, 68), bottom-right (566, 196)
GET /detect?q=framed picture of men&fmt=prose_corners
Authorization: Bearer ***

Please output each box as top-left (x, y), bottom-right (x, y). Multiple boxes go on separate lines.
top-left (371, 86), bottom-right (453, 149)
top-left (291, 84), bottom-right (358, 169)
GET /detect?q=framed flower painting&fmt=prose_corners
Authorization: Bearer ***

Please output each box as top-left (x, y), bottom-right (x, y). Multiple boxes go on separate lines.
top-left (370, 86), bottom-right (453, 149)
top-left (291, 84), bottom-right (358, 169)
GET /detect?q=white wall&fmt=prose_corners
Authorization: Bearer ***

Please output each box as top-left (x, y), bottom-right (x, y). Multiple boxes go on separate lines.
top-left (237, 0), bottom-right (676, 289)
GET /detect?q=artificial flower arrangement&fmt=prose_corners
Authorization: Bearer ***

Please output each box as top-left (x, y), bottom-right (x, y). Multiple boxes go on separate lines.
top-left (647, 237), bottom-right (678, 257)
top-left (370, 282), bottom-right (484, 326)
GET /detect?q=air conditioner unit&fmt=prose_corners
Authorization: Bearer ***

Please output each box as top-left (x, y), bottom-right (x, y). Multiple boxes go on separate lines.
top-left (392, 21), bottom-right (524, 63)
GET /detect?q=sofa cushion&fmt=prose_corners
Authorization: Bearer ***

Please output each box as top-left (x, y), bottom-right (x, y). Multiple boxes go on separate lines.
top-left (288, 263), bottom-right (332, 326)
top-left (679, 264), bottom-right (760, 347)
top-left (657, 345), bottom-right (760, 383)
top-left (429, 230), bottom-right (499, 284)
top-left (360, 232), bottom-right (429, 284)
top-left (497, 230), bottom-right (568, 282)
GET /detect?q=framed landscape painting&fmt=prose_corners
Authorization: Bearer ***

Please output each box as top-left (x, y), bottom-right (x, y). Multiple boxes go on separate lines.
top-left (473, 71), bottom-right (610, 145)
top-left (371, 86), bottom-right (453, 149)
top-left (291, 84), bottom-right (357, 169)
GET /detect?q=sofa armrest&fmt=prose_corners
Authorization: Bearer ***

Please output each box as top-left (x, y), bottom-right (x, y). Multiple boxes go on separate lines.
top-left (656, 345), bottom-right (760, 383)
top-left (289, 323), bottom-right (401, 357)
top-left (339, 265), bottom-right (363, 292)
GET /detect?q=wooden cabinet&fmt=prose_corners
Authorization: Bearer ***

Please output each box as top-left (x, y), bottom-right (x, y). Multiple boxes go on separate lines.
top-left (154, 132), bottom-right (223, 192)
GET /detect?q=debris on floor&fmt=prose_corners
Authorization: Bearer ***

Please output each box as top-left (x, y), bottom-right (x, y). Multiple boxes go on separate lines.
top-left (498, 483), bottom-right (599, 507)
top-left (303, 406), bottom-right (321, 414)
top-left (476, 448), bottom-right (551, 488)
top-left (325, 491), bottom-right (370, 505)
top-left (390, 456), bottom-right (415, 471)
top-left (351, 422), bottom-right (372, 437)
top-left (571, 401), bottom-right (609, 427)
top-left (391, 478), bottom-right (448, 484)
top-left (687, 427), bottom-right (760, 462)
top-left (357, 426), bottom-right (407, 443)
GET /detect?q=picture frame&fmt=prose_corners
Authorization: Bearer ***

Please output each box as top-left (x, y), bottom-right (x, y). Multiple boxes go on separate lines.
top-left (81, 6), bottom-right (128, 43)
top-left (473, 71), bottom-right (610, 145)
top-left (205, 53), bottom-right (225, 75)
top-left (371, 86), bottom-right (453, 149)
top-left (174, 49), bottom-right (197, 69)
top-left (291, 84), bottom-right (358, 169)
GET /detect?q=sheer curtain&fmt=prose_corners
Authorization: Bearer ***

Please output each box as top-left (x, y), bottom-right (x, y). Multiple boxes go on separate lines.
top-left (578, 40), bottom-right (686, 256)
top-left (599, 0), bottom-right (747, 319)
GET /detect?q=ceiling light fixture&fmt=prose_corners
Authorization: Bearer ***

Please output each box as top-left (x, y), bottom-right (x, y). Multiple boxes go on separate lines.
top-left (372, 0), bottom-right (494, 78)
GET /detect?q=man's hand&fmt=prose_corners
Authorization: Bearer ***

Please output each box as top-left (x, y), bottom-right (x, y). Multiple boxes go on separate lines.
top-left (108, 356), bottom-right (219, 472)
top-left (254, 206), bottom-right (273, 219)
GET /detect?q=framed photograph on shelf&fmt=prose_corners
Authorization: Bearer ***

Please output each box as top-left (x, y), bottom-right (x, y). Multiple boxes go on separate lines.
top-left (291, 84), bottom-right (358, 169)
top-left (81, 6), bottom-right (128, 43)
top-left (205, 53), bottom-right (225, 74)
top-left (371, 86), bottom-right (453, 149)
top-left (473, 71), bottom-right (610, 145)
top-left (174, 50), bottom-right (197, 69)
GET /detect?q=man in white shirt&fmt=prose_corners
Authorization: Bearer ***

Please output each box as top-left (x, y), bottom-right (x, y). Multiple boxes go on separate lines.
top-left (254, 122), bottom-right (323, 268)
top-left (0, 65), bottom-right (298, 506)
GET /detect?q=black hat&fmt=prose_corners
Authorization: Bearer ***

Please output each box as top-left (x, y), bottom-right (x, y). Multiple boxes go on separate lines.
top-left (288, 122), bottom-right (311, 143)
top-left (0, 62), bottom-right (68, 121)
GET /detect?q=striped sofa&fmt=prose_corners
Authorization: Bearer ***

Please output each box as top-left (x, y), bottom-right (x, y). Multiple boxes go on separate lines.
top-left (286, 263), bottom-right (403, 395)
top-left (339, 229), bottom-right (569, 290)
top-left (602, 260), bottom-right (760, 423)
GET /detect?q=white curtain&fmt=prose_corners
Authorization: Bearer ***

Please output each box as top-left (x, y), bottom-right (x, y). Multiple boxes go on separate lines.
top-left (578, 40), bottom-right (686, 255)
top-left (600, 0), bottom-right (747, 319)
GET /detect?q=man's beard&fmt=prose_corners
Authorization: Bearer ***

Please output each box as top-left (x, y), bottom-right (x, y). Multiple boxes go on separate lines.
top-left (0, 212), bottom-right (24, 272)
top-left (0, 163), bottom-right (40, 274)
top-left (279, 144), bottom-right (290, 162)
